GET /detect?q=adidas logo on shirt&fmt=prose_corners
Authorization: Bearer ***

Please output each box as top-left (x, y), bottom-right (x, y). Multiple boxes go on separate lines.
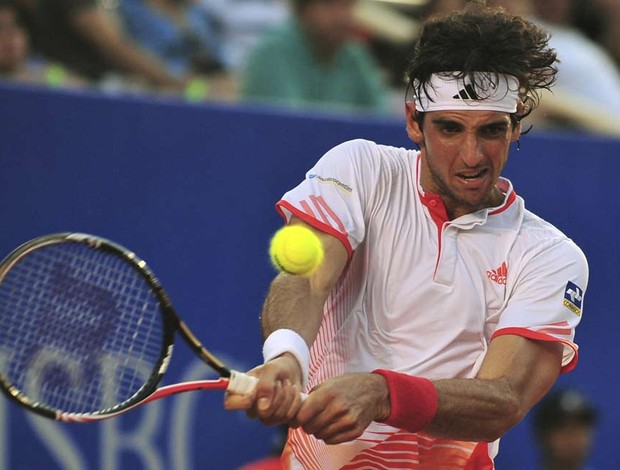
top-left (487, 262), bottom-right (508, 285)
top-left (452, 84), bottom-right (480, 100)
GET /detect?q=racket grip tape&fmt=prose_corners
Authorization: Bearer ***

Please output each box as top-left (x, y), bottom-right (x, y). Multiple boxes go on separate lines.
top-left (227, 371), bottom-right (308, 401)
top-left (227, 370), bottom-right (259, 395)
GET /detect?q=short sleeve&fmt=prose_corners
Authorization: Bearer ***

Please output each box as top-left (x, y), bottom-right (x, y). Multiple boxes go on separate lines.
top-left (492, 239), bottom-right (589, 373)
top-left (276, 139), bottom-right (380, 255)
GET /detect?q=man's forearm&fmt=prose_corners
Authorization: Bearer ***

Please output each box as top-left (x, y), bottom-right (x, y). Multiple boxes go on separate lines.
top-left (258, 220), bottom-right (349, 389)
top-left (376, 336), bottom-right (562, 443)
top-left (260, 273), bottom-right (326, 346)
top-left (426, 377), bottom-right (521, 441)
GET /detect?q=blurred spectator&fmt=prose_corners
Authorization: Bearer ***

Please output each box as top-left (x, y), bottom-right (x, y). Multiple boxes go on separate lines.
top-left (199, 0), bottom-right (289, 72)
top-left (0, 0), bottom-right (83, 87)
top-left (573, 0), bottom-right (620, 71)
top-left (355, 0), bottom-right (421, 108)
top-left (421, 0), bottom-right (467, 16)
top-left (531, 0), bottom-right (620, 112)
top-left (118, 0), bottom-right (223, 77)
top-left (118, 0), bottom-right (241, 100)
top-left (533, 388), bottom-right (599, 470)
top-left (23, 0), bottom-right (185, 91)
top-left (488, 0), bottom-right (620, 136)
top-left (241, 0), bottom-right (389, 114)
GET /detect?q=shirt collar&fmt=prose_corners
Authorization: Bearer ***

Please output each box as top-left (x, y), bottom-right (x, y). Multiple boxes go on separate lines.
top-left (416, 154), bottom-right (518, 226)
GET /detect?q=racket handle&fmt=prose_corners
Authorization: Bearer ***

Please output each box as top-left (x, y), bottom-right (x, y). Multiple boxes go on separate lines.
top-left (228, 371), bottom-right (308, 401)
top-left (228, 370), bottom-right (259, 395)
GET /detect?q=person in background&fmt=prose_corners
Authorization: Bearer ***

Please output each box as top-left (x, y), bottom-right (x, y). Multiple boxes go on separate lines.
top-left (0, 0), bottom-right (83, 88)
top-left (533, 388), bottom-right (599, 470)
top-left (199, 0), bottom-right (289, 72)
top-left (118, 0), bottom-right (240, 100)
top-left (579, 0), bottom-right (620, 72)
top-left (118, 0), bottom-right (222, 78)
top-left (241, 0), bottom-right (388, 114)
top-left (489, 0), bottom-right (620, 136)
top-left (529, 0), bottom-right (620, 116)
top-left (24, 0), bottom-right (185, 92)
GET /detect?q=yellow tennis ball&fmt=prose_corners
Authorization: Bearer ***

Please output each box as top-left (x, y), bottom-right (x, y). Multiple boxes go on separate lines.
top-left (269, 225), bottom-right (324, 276)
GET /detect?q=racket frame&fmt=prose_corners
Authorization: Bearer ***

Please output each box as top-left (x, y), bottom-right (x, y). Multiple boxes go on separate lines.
top-left (0, 233), bottom-right (251, 422)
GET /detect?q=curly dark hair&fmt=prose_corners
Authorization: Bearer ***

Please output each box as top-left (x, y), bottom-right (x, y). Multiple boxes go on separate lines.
top-left (406, 4), bottom-right (558, 121)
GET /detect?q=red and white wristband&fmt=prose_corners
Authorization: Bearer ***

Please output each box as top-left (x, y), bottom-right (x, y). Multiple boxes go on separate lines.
top-left (262, 329), bottom-right (310, 387)
top-left (372, 369), bottom-right (438, 432)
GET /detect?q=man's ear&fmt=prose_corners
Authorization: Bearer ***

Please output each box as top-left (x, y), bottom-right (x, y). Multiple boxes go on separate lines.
top-left (511, 100), bottom-right (525, 142)
top-left (405, 101), bottom-right (424, 146)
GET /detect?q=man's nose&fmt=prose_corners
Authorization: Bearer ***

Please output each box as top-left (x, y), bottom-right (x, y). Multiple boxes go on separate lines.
top-left (460, 133), bottom-right (484, 166)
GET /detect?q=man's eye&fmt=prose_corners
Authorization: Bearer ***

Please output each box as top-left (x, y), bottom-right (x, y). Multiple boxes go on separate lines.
top-left (441, 125), bottom-right (461, 134)
top-left (483, 126), bottom-right (507, 136)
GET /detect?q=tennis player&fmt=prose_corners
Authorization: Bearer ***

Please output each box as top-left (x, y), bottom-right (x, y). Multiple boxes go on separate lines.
top-left (226, 3), bottom-right (589, 469)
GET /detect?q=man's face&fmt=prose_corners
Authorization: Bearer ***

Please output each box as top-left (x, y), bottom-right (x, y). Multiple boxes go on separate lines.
top-left (542, 421), bottom-right (595, 466)
top-left (302, 0), bottom-right (358, 51)
top-left (0, 8), bottom-right (28, 73)
top-left (406, 103), bottom-right (521, 219)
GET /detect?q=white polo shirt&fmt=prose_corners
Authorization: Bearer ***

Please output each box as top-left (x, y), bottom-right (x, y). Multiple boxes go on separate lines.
top-left (275, 139), bottom-right (588, 470)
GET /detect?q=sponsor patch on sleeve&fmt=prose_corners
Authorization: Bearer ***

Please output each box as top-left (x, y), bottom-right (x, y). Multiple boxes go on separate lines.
top-left (563, 281), bottom-right (583, 316)
top-left (307, 174), bottom-right (352, 193)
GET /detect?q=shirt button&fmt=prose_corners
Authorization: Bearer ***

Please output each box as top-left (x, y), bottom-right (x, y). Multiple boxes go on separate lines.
top-left (429, 199), bottom-right (438, 207)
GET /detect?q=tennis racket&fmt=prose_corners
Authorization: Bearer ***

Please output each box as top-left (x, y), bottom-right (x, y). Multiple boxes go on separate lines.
top-left (0, 233), bottom-right (259, 423)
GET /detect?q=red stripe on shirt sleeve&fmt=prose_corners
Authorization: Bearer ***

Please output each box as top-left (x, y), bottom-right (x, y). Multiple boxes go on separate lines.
top-left (276, 200), bottom-right (353, 255)
top-left (313, 195), bottom-right (347, 234)
top-left (491, 327), bottom-right (579, 373)
top-left (300, 200), bottom-right (316, 218)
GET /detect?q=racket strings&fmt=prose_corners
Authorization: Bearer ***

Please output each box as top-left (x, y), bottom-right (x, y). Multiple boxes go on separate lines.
top-left (0, 242), bottom-right (165, 414)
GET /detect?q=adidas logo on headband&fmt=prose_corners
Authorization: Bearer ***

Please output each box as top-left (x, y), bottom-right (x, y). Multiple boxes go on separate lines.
top-left (453, 84), bottom-right (480, 100)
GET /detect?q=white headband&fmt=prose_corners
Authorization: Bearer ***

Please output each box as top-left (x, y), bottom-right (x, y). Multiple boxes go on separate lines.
top-left (413, 72), bottom-right (520, 113)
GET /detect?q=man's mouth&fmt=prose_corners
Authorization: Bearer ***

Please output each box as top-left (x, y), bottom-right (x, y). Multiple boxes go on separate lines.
top-left (457, 168), bottom-right (488, 181)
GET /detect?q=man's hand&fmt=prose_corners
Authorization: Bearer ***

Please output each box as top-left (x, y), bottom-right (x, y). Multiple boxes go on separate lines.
top-left (292, 373), bottom-right (390, 445)
top-left (224, 353), bottom-right (304, 426)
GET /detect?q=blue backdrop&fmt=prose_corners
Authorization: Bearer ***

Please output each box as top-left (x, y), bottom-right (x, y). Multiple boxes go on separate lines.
top-left (0, 83), bottom-right (617, 469)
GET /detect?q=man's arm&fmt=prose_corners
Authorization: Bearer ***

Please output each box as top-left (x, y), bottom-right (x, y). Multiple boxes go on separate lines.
top-left (294, 334), bottom-right (563, 444)
top-left (426, 334), bottom-right (563, 441)
top-left (69, 7), bottom-right (184, 89)
top-left (224, 217), bottom-right (349, 421)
